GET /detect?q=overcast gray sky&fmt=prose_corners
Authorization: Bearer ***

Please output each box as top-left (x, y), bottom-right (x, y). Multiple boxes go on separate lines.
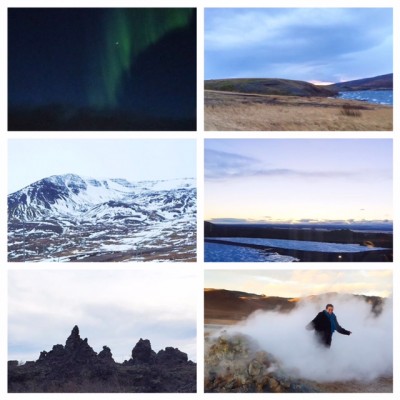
top-left (8, 139), bottom-right (196, 194)
top-left (205, 8), bottom-right (393, 83)
top-left (9, 269), bottom-right (197, 363)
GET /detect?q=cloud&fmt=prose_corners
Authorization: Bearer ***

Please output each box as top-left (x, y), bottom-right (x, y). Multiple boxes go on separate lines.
top-left (204, 148), bottom-right (385, 182)
top-left (252, 169), bottom-right (359, 179)
top-left (8, 270), bottom-right (197, 362)
top-left (205, 8), bottom-right (392, 81)
top-left (205, 148), bottom-right (260, 180)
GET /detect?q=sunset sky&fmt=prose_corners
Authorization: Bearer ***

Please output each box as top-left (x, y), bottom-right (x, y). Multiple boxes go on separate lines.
top-left (205, 270), bottom-right (392, 298)
top-left (205, 139), bottom-right (392, 225)
top-left (205, 8), bottom-right (392, 83)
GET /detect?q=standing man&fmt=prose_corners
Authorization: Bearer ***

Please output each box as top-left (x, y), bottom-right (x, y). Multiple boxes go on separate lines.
top-left (307, 304), bottom-right (352, 348)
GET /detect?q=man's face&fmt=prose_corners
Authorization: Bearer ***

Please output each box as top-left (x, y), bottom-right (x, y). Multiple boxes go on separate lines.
top-left (326, 306), bottom-right (334, 314)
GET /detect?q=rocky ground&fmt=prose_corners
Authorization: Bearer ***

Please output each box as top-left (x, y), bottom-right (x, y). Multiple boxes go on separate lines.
top-left (204, 331), bottom-right (392, 393)
top-left (8, 220), bottom-right (196, 262)
top-left (8, 326), bottom-right (196, 393)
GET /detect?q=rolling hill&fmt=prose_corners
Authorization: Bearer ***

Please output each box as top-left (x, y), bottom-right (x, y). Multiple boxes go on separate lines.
top-left (204, 288), bottom-right (384, 323)
top-left (326, 73), bottom-right (393, 92)
top-left (205, 73), bottom-right (393, 97)
top-left (205, 78), bottom-right (336, 97)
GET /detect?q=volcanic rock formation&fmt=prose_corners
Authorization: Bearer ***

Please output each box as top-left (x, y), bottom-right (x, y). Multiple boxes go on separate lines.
top-left (8, 325), bottom-right (196, 393)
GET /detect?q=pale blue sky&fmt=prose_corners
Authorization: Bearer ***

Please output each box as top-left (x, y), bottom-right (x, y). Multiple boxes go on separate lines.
top-left (205, 8), bottom-right (393, 83)
top-left (205, 139), bottom-right (392, 224)
top-left (8, 139), bottom-right (196, 193)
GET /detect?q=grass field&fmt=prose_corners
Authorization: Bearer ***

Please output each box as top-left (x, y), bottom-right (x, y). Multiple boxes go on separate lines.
top-left (205, 90), bottom-right (393, 131)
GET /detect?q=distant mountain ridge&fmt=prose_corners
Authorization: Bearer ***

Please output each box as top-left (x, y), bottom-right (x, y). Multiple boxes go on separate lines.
top-left (9, 173), bottom-right (196, 224)
top-left (326, 73), bottom-right (393, 92)
top-left (205, 289), bottom-right (384, 322)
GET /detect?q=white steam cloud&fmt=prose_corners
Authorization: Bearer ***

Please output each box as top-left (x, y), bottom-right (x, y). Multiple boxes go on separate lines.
top-left (228, 295), bottom-right (392, 382)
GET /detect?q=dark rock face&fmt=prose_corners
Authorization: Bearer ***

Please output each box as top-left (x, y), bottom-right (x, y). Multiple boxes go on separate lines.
top-left (8, 326), bottom-right (196, 393)
top-left (157, 347), bottom-right (188, 365)
top-left (64, 326), bottom-right (97, 362)
top-left (130, 338), bottom-right (156, 364)
top-left (205, 332), bottom-right (318, 393)
top-left (98, 346), bottom-right (114, 363)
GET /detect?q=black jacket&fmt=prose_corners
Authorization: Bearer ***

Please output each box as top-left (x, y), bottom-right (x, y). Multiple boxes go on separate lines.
top-left (307, 311), bottom-right (350, 347)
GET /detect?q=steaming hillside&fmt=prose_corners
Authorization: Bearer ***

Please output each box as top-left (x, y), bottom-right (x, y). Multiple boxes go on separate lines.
top-left (8, 325), bottom-right (196, 393)
top-left (205, 289), bottom-right (384, 324)
top-left (8, 174), bottom-right (196, 262)
top-left (205, 332), bottom-right (392, 393)
top-left (205, 290), bottom-right (392, 393)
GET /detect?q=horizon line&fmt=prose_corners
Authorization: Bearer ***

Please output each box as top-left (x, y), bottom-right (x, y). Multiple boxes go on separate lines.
top-left (204, 288), bottom-right (391, 299)
top-left (204, 72), bottom-right (393, 84)
top-left (206, 219), bottom-right (393, 225)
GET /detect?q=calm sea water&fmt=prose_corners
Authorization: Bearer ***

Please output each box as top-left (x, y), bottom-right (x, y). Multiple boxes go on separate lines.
top-left (337, 90), bottom-right (393, 105)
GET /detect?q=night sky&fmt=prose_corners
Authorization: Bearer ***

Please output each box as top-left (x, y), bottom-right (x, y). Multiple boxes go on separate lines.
top-left (8, 8), bottom-right (196, 130)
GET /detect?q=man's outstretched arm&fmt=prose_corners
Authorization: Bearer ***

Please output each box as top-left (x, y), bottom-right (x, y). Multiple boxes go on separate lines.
top-left (335, 316), bottom-right (352, 335)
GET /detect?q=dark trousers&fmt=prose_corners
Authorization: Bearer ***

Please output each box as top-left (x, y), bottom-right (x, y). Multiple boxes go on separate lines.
top-left (316, 331), bottom-right (332, 348)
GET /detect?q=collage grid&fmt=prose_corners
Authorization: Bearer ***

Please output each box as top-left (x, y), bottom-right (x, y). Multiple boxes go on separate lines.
top-left (1, 0), bottom-right (398, 398)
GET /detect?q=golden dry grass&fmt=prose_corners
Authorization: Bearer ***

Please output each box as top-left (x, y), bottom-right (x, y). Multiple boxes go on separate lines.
top-left (205, 90), bottom-right (393, 131)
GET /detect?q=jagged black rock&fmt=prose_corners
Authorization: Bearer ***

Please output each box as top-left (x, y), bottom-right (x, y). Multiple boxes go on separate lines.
top-left (8, 325), bottom-right (196, 393)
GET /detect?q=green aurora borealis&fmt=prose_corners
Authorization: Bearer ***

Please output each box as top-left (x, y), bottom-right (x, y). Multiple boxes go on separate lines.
top-left (9, 7), bottom-right (196, 130)
top-left (90, 8), bottom-right (194, 109)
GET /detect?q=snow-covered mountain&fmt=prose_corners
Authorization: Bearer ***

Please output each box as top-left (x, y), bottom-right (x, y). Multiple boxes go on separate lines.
top-left (8, 174), bottom-right (196, 262)
top-left (8, 173), bottom-right (196, 225)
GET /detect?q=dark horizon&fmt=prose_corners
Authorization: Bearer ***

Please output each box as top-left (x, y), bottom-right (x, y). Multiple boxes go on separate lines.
top-left (205, 220), bottom-right (393, 231)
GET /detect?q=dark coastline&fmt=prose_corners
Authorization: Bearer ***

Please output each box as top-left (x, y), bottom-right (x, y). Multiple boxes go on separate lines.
top-left (204, 222), bottom-right (393, 262)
